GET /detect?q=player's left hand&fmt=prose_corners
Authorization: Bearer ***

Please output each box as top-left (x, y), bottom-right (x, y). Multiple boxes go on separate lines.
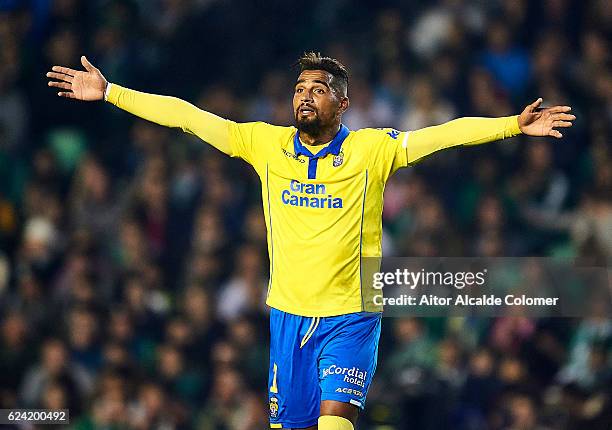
top-left (518, 98), bottom-right (575, 138)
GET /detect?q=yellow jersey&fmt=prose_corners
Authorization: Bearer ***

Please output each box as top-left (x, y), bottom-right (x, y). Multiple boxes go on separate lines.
top-left (106, 83), bottom-right (521, 317)
top-left (228, 123), bottom-right (411, 316)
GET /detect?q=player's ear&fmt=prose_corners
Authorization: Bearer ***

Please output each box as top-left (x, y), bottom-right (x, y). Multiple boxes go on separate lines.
top-left (339, 97), bottom-right (349, 113)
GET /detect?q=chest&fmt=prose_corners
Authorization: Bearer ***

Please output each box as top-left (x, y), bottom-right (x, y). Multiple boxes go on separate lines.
top-left (264, 140), bottom-right (375, 219)
top-left (267, 139), bottom-right (368, 183)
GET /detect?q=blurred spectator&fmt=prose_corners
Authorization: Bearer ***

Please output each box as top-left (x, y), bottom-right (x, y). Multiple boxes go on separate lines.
top-left (400, 74), bottom-right (455, 131)
top-left (155, 342), bottom-right (203, 407)
top-left (457, 347), bottom-right (501, 429)
top-left (343, 77), bottom-right (395, 130)
top-left (0, 311), bottom-right (35, 407)
top-left (69, 155), bottom-right (123, 247)
top-left (194, 366), bottom-right (265, 430)
top-left (218, 243), bottom-right (267, 321)
top-left (20, 337), bottom-right (92, 409)
top-left (480, 20), bottom-right (531, 95)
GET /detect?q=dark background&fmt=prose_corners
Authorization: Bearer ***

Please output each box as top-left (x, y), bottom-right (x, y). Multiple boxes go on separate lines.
top-left (0, 0), bottom-right (610, 428)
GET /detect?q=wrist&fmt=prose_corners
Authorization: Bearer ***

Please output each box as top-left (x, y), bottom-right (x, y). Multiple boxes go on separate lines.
top-left (103, 81), bottom-right (111, 101)
top-left (511, 114), bottom-right (522, 135)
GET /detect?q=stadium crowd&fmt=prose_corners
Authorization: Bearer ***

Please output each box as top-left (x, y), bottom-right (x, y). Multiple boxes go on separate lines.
top-left (0, 0), bottom-right (610, 428)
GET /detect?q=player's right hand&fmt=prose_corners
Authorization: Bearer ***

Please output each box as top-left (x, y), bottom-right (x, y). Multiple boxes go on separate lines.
top-left (46, 56), bottom-right (108, 101)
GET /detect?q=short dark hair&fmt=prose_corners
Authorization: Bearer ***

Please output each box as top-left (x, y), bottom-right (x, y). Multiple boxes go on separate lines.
top-left (296, 52), bottom-right (349, 97)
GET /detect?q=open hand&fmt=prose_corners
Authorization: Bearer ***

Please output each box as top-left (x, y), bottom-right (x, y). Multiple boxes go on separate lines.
top-left (46, 56), bottom-right (107, 101)
top-left (518, 98), bottom-right (575, 138)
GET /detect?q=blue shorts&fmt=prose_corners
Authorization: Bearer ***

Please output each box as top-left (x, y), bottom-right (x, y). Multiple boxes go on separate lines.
top-left (268, 308), bottom-right (382, 428)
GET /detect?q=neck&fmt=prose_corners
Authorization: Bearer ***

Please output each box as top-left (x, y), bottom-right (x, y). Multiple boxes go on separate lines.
top-left (300, 123), bottom-right (341, 146)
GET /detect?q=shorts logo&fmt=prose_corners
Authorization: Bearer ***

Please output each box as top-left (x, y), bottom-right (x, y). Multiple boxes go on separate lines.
top-left (269, 397), bottom-right (279, 418)
top-left (322, 365), bottom-right (368, 388)
top-left (333, 151), bottom-right (344, 167)
top-left (335, 387), bottom-right (364, 397)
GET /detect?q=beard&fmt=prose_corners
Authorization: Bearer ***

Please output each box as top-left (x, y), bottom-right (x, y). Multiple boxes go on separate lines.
top-left (295, 113), bottom-right (324, 137)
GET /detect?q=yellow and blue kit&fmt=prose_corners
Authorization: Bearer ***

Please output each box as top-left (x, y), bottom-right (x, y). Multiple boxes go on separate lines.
top-left (106, 83), bottom-right (522, 427)
top-left (268, 308), bottom-right (381, 428)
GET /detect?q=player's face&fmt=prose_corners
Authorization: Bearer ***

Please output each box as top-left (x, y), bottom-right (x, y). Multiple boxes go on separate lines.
top-left (293, 70), bottom-right (346, 136)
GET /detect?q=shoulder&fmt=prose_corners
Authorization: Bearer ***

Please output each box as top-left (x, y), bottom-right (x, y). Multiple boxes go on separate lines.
top-left (349, 128), bottom-right (405, 153)
top-left (229, 121), bottom-right (295, 144)
top-left (250, 122), bottom-right (296, 135)
top-left (244, 122), bottom-right (296, 143)
top-left (351, 127), bottom-right (403, 141)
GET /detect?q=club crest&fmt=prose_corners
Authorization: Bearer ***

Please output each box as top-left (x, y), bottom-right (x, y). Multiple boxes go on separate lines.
top-left (333, 151), bottom-right (344, 167)
top-left (269, 397), bottom-right (279, 418)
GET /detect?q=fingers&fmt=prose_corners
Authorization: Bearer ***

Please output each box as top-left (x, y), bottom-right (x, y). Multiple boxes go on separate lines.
top-left (46, 71), bottom-right (73, 82)
top-left (48, 81), bottom-right (71, 90)
top-left (549, 129), bottom-right (563, 138)
top-left (58, 92), bottom-right (76, 99)
top-left (51, 65), bottom-right (77, 76)
top-left (545, 105), bottom-right (572, 113)
top-left (47, 70), bottom-right (73, 93)
top-left (552, 121), bottom-right (573, 128)
top-left (527, 97), bottom-right (543, 112)
top-left (81, 55), bottom-right (97, 72)
top-left (551, 113), bottom-right (576, 121)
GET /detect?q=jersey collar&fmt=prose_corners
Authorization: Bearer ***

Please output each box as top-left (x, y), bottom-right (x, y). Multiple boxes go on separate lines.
top-left (293, 124), bottom-right (350, 159)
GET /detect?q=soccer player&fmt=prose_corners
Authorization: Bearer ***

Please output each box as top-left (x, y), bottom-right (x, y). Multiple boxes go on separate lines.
top-left (47, 53), bottom-right (574, 430)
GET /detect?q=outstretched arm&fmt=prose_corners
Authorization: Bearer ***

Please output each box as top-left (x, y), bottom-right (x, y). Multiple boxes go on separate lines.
top-left (406, 98), bottom-right (575, 164)
top-left (47, 56), bottom-right (232, 155)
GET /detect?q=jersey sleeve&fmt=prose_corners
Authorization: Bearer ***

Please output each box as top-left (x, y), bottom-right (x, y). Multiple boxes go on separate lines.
top-left (367, 128), bottom-right (410, 181)
top-left (227, 121), bottom-right (278, 172)
top-left (106, 83), bottom-right (233, 155)
top-left (405, 116), bottom-right (521, 164)
top-left (371, 116), bottom-right (522, 180)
